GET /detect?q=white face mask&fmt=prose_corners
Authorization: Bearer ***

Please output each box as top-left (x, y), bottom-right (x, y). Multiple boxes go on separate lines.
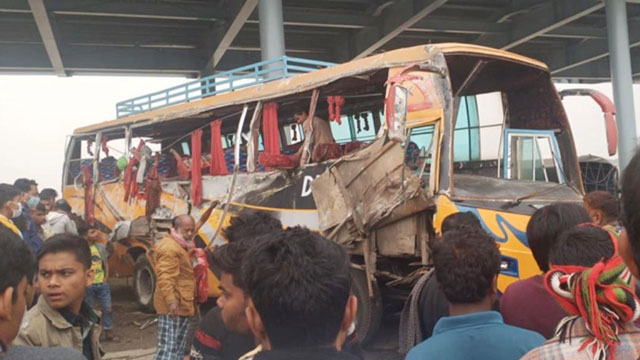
top-left (11, 201), bottom-right (22, 218)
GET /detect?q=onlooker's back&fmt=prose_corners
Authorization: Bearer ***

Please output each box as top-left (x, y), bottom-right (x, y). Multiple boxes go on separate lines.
top-left (500, 203), bottom-right (589, 338)
top-left (46, 199), bottom-right (77, 236)
top-left (522, 225), bottom-right (640, 360)
top-left (240, 227), bottom-right (360, 360)
top-left (406, 229), bottom-right (544, 360)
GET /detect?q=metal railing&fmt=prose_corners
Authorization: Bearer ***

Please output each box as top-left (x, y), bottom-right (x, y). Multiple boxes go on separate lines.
top-left (115, 56), bottom-right (335, 118)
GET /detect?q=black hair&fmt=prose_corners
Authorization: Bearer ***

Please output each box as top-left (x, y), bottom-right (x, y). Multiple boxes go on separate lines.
top-left (0, 227), bottom-right (35, 302)
top-left (584, 191), bottom-right (618, 223)
top-left (526, 203), bottom-right (591, 272)
top-left (77, 221), bottom-right (95, 237)
top-left (13, 178), bottom-right (36, 193)
top-left (40, 188), bottom-right (58, 201)
top-left (241, 226), bottom-right (351, 349)
top-left (291, 105), bottom-right (308, 116)
top-left (549, 225), bottom-right (615, 267)
top-left (34, 203), bottom-right (47, 213)
top-left (0, 183), bottom-right (21, 208)
top-left (441, 212), bottom-right (482, 234)
top-left (37, 234), bottom-right (91, 269)
top-left (622, 149), bottom-right (640, 270)
top-left (432, 229), bottom-right (501, 304)
top-left (53, 199), bottom-right (72, 213)
top-left (222, 210), bottom-right (282, 243)
top-left (213, 211), bottom-right (282, 289)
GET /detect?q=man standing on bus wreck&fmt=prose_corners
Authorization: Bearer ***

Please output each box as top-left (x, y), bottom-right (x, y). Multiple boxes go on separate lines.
top-left (153, 214), bottom-right (199, 360)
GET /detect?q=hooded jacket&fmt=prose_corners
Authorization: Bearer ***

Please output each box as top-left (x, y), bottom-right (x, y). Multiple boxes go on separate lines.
top-left (45, 211), bottom-right (78, 237)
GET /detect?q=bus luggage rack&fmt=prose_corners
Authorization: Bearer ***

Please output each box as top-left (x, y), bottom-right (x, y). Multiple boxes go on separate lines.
top-left (115, 56), bottom-right (335, 118)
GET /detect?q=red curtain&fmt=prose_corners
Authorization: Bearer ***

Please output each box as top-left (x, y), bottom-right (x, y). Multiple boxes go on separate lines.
top-left (191, 129), bottom-right (203, 206)
top-left (81, 164), bottom-right (95, 226)
top-left (209, 120), bottom-right (228, 176)
top-left (262, 102), bottom-right (281, 155)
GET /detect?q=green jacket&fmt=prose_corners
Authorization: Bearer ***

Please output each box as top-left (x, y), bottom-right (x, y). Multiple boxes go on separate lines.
top-left (14, 296), bottom-right (103, 359)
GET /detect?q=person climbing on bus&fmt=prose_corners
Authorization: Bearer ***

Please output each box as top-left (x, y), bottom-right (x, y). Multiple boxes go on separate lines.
top-left (293, 109), bottom-right (341, 163)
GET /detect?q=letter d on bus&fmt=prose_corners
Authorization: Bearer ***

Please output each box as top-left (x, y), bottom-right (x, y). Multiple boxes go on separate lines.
top-left (301, 175), bottom-right (314, 197)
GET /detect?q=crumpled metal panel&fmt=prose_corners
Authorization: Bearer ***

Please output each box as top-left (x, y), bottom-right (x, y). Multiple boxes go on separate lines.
top-left (311, 137), bottom-right (434, 242)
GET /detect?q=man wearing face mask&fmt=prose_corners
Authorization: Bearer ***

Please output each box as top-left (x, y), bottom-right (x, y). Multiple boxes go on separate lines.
top-left (12, 179), bottom-right (38, 237)
top-left (0, 184), bottom-right (23, 238)
top-left (153, 214), bottom-right (203, 360)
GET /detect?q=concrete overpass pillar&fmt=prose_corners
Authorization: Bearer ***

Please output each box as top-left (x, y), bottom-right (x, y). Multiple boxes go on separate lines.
top-left (605, 0), bottom-right (637, 169)
top-left (259, 0), bottom-right (286, 77)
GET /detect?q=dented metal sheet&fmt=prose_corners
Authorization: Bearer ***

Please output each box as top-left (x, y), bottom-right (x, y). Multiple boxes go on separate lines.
top-left (311, 137), bottom-right (434, 239)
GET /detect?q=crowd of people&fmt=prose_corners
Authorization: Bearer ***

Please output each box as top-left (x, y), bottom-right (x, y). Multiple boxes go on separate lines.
top-left (2, 149), bottom-right (640, 360)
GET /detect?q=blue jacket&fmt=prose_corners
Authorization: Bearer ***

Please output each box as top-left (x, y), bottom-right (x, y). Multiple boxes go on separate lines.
top-left (20, 210), bottom-right (42, 254)
top-left (405, 311), bottom-right (544, 360)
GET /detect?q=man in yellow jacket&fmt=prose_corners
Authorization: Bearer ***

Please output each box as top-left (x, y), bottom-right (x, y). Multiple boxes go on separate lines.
top-left (153, 214), bottom-right (198, 360)
top-left (0, 184), bottom-right (24, 238)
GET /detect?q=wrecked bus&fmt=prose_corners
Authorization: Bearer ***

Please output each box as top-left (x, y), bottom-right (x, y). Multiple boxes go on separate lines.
top-left (63, 43), bottom-right (611, 343)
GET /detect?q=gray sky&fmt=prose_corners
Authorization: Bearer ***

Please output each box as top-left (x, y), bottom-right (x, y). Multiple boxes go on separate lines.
top-left (0, 75), bottom-right (638, 191)
top-left (0, 75), bottom-right (184, 191)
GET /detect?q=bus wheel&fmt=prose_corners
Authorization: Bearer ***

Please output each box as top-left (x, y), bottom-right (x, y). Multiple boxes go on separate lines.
top-left (350, 268), bottom-right (383, 345)
top-left (133, 255), bottom-right (156, 312)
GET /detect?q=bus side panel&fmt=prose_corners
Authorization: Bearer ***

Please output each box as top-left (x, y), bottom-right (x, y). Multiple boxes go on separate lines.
top-left (433, 196), bottom-right (539, 292)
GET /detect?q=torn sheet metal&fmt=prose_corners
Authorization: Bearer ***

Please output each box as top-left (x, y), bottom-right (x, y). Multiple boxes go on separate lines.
top-left (311, 136), bottom-right (434, 244)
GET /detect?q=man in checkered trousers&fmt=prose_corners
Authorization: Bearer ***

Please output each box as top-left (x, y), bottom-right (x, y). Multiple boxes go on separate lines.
top-left (153, 215), bottom-right (199, 360)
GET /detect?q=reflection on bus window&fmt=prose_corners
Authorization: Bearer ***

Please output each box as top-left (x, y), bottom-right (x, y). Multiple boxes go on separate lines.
top-left (408, 125), bottom-right (435, 173)
top-left (353, 112), bottom-right (376, 142)
top-left (454, 96), bottom-right (480, 162)
top-left (330, 115), bottom-right (352, 144)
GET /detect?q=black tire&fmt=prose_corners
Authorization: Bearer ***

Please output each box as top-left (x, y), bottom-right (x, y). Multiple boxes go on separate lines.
top-left (350, 268), bottom-right (383, 345)
top-left (133, 255), bottom-right (156, 312)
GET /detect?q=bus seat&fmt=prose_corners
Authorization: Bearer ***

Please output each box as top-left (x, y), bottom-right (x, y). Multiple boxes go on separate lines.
top-left (155, 154), bottom-right (174, 178)
top-left (312, 143), bottom-right (342, 162)
top-left (224, 148), bottom-right (249, 173)
top-left (99, 156), bottom-right (119, 181)
top-left (343, 140), bottom-right (367, 154)
top-left (70, 159), bottom-right (93, 181)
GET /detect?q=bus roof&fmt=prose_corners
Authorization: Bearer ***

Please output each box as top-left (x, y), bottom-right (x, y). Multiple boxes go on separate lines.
top-left (74, 43), bottom-right (548, 135)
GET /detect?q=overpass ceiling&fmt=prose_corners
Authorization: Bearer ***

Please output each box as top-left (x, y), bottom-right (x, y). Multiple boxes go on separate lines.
top-left (0, 0), bottom-right (639, 82)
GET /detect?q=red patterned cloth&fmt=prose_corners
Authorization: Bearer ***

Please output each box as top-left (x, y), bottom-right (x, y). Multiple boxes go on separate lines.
top-left (209, 120), bottom-right (228, 176)
top-left (312, 142), bottom-right (342, 163)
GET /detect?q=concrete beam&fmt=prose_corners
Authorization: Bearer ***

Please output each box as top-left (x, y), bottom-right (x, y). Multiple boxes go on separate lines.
top-left (351, 0), bottom-right (449, 60)
top-left (0, 43), bottom-right (297, 76)
top-left (474, 0), bottom-right (604, 50)
top-left (548, 20), bottom-right (640, 74)
top-left (202, 0), bottom-right (258, 74)
top-left (28, 0), bottom-right (65, 76)
top-left (48, 0), bottom-right (226, 21)
top-left (552, 48), bottom-right (640, 80)
top-left (247, 8), bottom-right (369, 29)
